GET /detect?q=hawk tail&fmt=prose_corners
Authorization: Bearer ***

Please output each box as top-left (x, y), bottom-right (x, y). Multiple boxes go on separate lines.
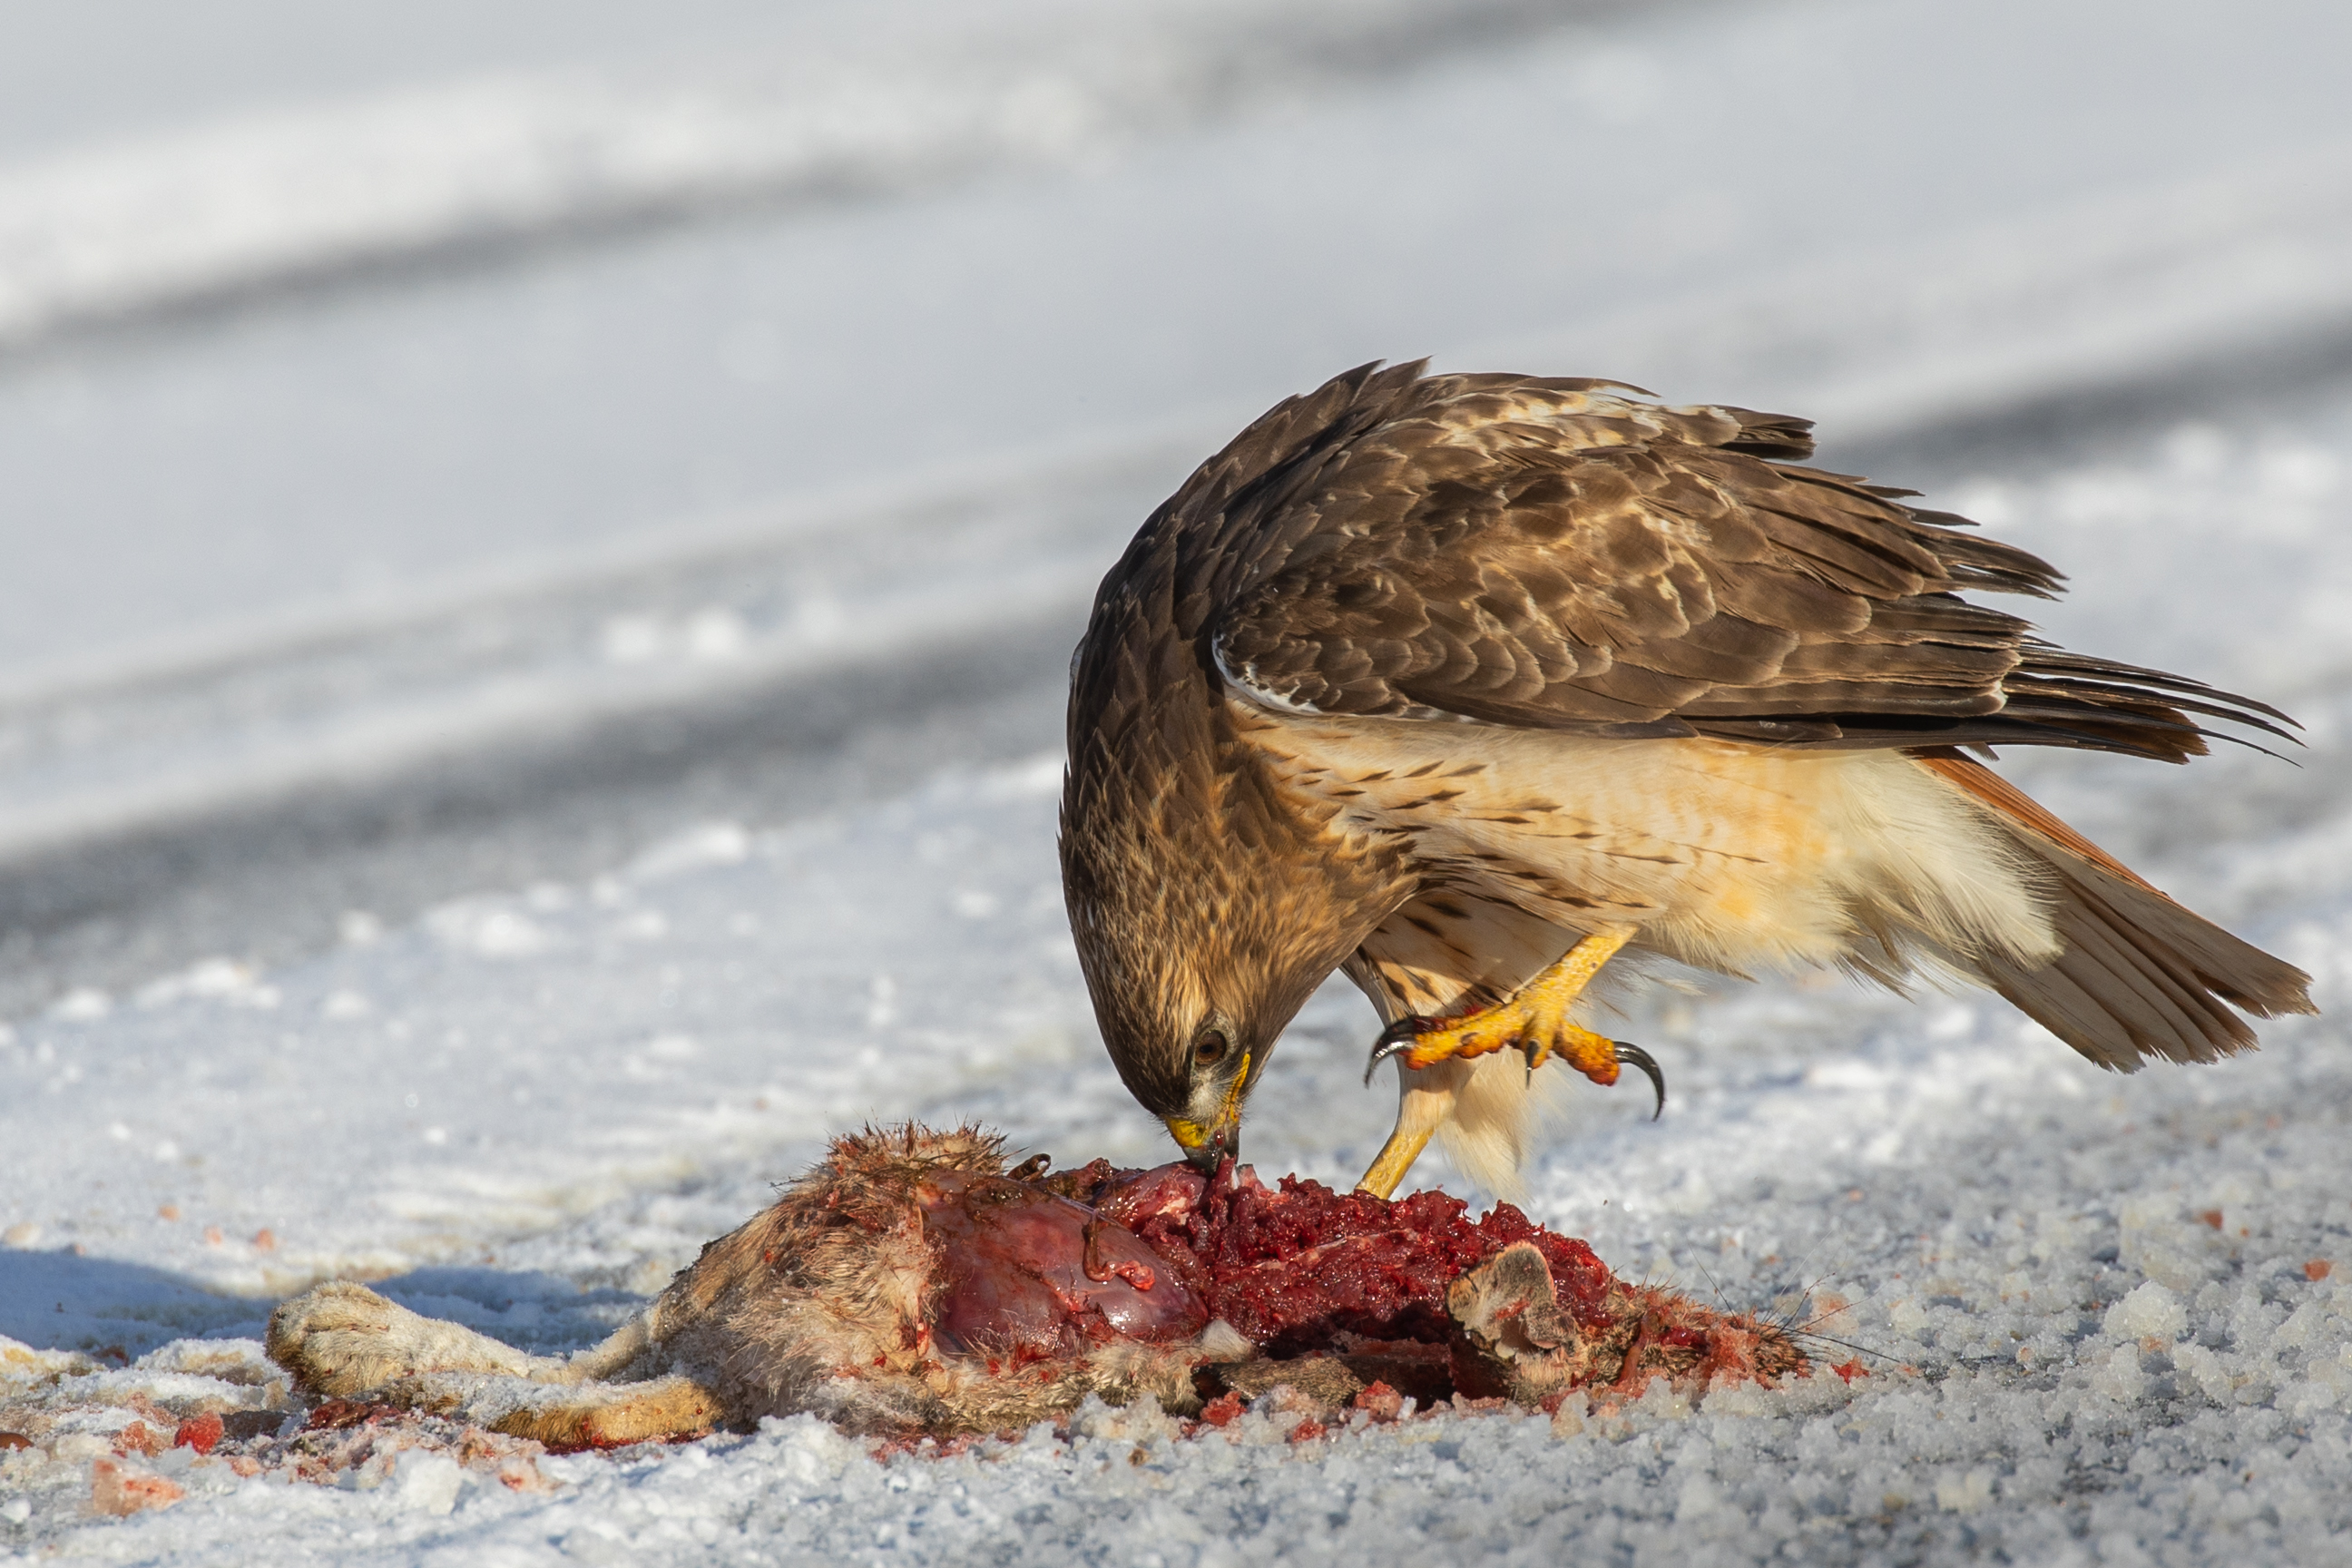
top-left (1918, 753), bottom-right (2316, 1068)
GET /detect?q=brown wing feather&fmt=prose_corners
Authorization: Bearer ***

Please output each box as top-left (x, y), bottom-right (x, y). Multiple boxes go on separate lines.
top-left (1196, 365), bottom-right (2291, 761)
top-left (1913, 750), bottom-right (2159, 892)
top-left (1914, 750), bottom-right (2315, 1068)
top-left (1975, 855), bottom-right (2316, 1067)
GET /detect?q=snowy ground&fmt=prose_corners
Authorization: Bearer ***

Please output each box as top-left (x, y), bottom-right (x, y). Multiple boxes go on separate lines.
top-left (5, 0), bottom-right (2352, 1563)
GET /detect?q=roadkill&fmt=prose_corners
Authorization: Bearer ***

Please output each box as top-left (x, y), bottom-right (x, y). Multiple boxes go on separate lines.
top-left (265, 1123), bottom-right (1805, 1445)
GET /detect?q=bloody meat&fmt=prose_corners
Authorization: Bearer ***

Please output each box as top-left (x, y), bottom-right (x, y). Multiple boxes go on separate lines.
top-left (1079, 1162), bottom-right (1616, 1357)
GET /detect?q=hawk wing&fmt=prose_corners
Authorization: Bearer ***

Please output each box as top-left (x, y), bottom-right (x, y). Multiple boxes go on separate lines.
top-left (1202, 363), bottom-right (2288, 760)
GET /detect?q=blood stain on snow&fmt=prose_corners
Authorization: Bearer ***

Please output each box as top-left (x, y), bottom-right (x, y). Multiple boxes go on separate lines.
top-left (173, 1413), bottom-right (224, 1455)
top-left (113, 1420), bottom-right (162, 1457)
top-left (91, 1459), bottom-right (183, 1516)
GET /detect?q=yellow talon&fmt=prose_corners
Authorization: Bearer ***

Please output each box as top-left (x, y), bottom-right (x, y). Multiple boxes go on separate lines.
top-left (1357, 928), bottom-right (1655, 1199)
top-left (1365, 928), bottom-right (1632, 1082)
top-left (1527, 1021), bottom-right (1626, 1085)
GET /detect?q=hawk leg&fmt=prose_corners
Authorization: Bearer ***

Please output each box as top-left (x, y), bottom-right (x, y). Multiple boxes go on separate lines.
top-left (1365, 928), bottom-right (1634, 1080)
top-left (1356, 929), bottom-right (1661, 1199)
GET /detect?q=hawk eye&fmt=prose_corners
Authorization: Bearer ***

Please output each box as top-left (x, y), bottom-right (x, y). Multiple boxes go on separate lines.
top-left (1191, 1031), bottom-right (1230, 1069)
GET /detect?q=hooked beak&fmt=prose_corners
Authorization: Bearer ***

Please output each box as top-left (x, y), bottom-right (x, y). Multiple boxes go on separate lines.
top-left (1163, 1048), bottom-right (1252, 1177)
top-left (1162, 1112), bottom-right (1240, 1176)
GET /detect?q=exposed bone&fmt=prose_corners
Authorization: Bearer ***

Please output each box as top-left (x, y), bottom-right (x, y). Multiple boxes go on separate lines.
top-left (264, 1123), bottom-right (1800, 1443)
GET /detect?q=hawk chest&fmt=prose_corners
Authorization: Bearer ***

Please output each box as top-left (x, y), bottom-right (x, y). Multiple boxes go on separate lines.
top-left (1231, 701), bottom-right (1813, 898)
top-left (1224, 698), bottom-right (2026, 979)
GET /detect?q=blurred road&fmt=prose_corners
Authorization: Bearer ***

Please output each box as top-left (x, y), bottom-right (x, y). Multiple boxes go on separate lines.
top-left (0, 0), bottom-right (2347, 1015)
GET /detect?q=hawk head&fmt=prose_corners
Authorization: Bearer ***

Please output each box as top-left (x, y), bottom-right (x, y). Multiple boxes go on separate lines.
top-left (1060, 840), bottom-right (1294, 1176)
top-left (1056, 399), bottom-right (1416, 1173)
top-left (1060, 728), bottom-right (1406, 1176)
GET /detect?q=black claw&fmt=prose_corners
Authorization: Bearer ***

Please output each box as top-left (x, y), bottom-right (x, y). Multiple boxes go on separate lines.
top-left (1615, 1042), bottom-right (1666, 1120)
top-left (1364, 1015), bottom-right (1431, 1087)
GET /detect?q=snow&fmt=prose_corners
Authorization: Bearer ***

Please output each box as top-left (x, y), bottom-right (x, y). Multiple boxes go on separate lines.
top-left (3, 0), bottom-right (2349, 686)
top-left (0, 0), bottom-right (1603, 348)
top-left (5, 0), bottom-right (2352, 1562)
top-left (5, 387), bottom-right (2349, 1562)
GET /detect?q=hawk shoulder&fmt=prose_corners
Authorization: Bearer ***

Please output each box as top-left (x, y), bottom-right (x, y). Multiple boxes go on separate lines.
top-left (1192, 364), bottom-right (2282, 760)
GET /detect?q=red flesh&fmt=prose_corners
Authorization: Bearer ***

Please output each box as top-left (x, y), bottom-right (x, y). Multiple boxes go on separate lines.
top-left (1098, 1162), bottom-right (1615, 1356)
top-left (917, 1171), bottom-right (1207, 1357)
top-left (919, 1158), bottom-right (1660, 1372)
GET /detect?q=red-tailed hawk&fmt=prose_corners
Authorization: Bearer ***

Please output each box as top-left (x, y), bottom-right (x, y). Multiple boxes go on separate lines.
top-left (1060, 362), bottom-right (2315, 1198)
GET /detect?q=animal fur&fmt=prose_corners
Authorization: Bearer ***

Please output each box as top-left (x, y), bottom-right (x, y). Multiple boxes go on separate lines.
top-left (265, 1125), bottom-right (1804, 1444)
top-left (270, 1127), bottom-right (1240, 1443)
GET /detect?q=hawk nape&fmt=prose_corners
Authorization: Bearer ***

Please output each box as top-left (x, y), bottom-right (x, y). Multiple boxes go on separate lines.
top-left (1058, 361), bottom-right (2315, 1199)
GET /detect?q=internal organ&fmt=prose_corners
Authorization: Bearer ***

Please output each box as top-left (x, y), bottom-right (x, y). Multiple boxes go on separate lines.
top-left (922, 1158), bottom-right (1615, 1360)
top-left (917, 1171), bottom-right (1208, 1356)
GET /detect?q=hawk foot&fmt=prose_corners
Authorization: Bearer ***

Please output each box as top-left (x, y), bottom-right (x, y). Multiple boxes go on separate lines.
top-left (1366, 1017), bottom-right (1663, 1120)
top-left (1360, 927), bottom-right (1645, 1087)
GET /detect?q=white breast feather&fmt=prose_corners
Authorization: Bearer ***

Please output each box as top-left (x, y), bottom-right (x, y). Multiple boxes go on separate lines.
top-left (1246, 708), bottom-right (2063, 1198)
